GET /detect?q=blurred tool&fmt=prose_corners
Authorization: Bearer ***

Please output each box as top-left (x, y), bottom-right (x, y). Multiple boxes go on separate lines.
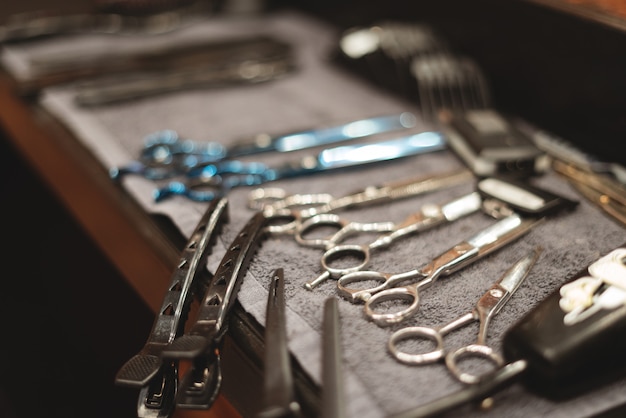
top-left (391, 245), bottom-right (626, 417)
top-left (74, 35), bottom-right (295, 105)
top-left (258, 268), bottom-right (302, 418)
top-left (411, 53), bottom-right (491, 123)
top-left (335, 21), bottom-right (447, 101)
top-left (154, 131), bottom-right (447, 202)
top-left (0, 0), bottom-right (212, 43)
top-left (114, 197), bottom-right (229, 418)
top-left (532, 129), bottom-right (626, 184)
top-left (388, 248), bottom-right (541, 383)
top-left (322, 297), bottom-right (347, 418)
top-left (112, 112), bottom-right (417, 180)
top-left (553, 159), bottom-right (626, 227)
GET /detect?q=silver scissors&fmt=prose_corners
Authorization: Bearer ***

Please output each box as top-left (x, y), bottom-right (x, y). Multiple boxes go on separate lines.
top-left (111, 113), bottom-right (417, 180)
top-left (250, 168), bottom-right (474, 238)
top-left (388, 247), bottom-right (541, 384)
top-left (153, 131), bottom-right (447, 202)
top-left (337, 213), bottom-right (544, 326)
top-left (302, 192), bottom-right (485, 290)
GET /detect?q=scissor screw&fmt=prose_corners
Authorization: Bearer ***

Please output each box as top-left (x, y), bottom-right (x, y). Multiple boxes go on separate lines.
top-left (489, 288), bottom-right (504, 298)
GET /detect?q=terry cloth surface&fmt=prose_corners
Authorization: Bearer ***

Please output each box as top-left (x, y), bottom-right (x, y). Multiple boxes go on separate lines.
top-left (20, 10), bottom-right (626, 418)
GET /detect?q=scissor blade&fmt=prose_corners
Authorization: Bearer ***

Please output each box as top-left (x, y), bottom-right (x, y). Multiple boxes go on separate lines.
top-left (498, 246), bottom-right (543, 294)
top-left (273, 131), bottom-right (446, 180)
top-left (228, 113), bottom-right (417, 157)
top-left (258, 268), bottom-right (301, 418)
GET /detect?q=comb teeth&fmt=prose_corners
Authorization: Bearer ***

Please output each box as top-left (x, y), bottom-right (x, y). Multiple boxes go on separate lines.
top-left (115, 354), bottom-right (161, 387)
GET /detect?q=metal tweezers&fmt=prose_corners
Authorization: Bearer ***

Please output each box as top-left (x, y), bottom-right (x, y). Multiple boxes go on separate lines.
top-left (258, 269), bottom-right (347, 418)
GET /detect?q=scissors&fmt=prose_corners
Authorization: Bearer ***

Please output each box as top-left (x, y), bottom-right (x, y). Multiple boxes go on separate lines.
top-left (111, 112), bottom-right (416, 180)
top-left (388, 247), bottom-right (541, 384)
top-left (153, 131), bottom-right (447, 202)
top-left (301, 192), bottom-right (485, 290)
top-left (337, 213), bottom-right (543, 326)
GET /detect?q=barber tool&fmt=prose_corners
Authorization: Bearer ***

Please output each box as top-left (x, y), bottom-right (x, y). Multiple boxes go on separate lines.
top-left (154, 131), bottom-right (447, 202)
top-left (257, 268), bottom-right (302, 418)
top-left (552, 159), bottom-right (626, 226)
top-left (112, 112), bottom-right (417, 180)
top-left (159, 209), bottom-right (295, 409)
top-left (476, 176), bottom-right (579, 217)
top-left (439, 108), bottom-right (550, 178)
top-left (391, 245), bottom-right (626, 417)
top-left (532, 129), bottom-right (626, 184)
top-left (335, 21), bottom-right (448, 101)
top-left (322, 297), bottom-right (347, 418)
top-left (0, 0), bottom-right (209, 44)
top-left (301, 192), bottom-right (484, 290)
top-left (411, 53), bottom-right (492, 123)
top-left (113, 197), bottom-right (229, 418)
top-left (250, 168), bottom-right (474, 239)
top-left (337, 213), bottom-right (542, 326)
top-left (249, 167), bottom-right (472, 216)
top-left (388, 247), bottom-right (541, 383)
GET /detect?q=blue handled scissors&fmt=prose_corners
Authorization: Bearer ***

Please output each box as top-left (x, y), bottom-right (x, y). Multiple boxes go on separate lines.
top-left (301, 192), bottom-right (485, 290)
top-left (111, 112), bottom-right (417, 180)
top-left (387, 247), bottom-right (541, 384)
top-left (153, 131), bottom-right (447, 202)
top-left (336, 213), bottom-right (543, 326)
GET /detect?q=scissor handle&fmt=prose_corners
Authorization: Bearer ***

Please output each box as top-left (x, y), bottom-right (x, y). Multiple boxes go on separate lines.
top-left (295, 214), bottom-right (351, 249)
top-left (445, 344), bottom-right (504, 385)
top-left (337, 269), bottom-right (419, 303)
top-left (247, 187), bottom-right (335, 213)
top-left (321, 244), bottom-right (370, 278)
top-left (153, 179), bottom-right (225, 202)
top-left (364, 285), bottom-right (422, 326)
top-left (388, 326), bottom-right (446, 365)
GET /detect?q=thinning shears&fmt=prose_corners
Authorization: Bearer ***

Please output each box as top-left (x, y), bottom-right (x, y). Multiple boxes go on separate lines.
top-left (153, 131), bottom-right (447, 202)
top-left (300, 192), bottom-right (485, 290)
top-left (337, 213), bottom-right (543, 326)
top-left (112, 112), bottom-right (417, 180)
top-left (388, 247), bottom-right (541, 384)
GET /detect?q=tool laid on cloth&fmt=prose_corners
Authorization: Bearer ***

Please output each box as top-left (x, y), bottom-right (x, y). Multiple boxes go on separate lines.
top-left (300, 192), bottom-right (485, 290)
top-left (0, 0), bottom-right (210, 44)
top-left (113, 197), bottom-right (229, 418)
top-left (111, 112), bottom-right (417, 180)
top-left (411, 53), bottom-right (492, 123)
top-left (439, 108), bottom-right (550, 178)
top-left (249, 167), bottom-right (473, 217)
top-left (154, 131), bottom-right (447, 202)
top-left (322, 297), bottom-right (347, 418)
top-left (251, 168), bottom-right (474, 240)
top-left (388, 247), bottom-right (541, 383)
top-left (257, 268), bottom-right (303, 418)
top-left (337, 213), bottom-right (542, 326)
top-left (160, 208), bottom-right (296, 410)
top-left (391, 245), bottom-right (626, 418)
top-left (75, 42), bottom-right (296, 106)
top-left (552, 159), bottom-right (626, 227)
top-left (531, 128), bottom-right (626, 184)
